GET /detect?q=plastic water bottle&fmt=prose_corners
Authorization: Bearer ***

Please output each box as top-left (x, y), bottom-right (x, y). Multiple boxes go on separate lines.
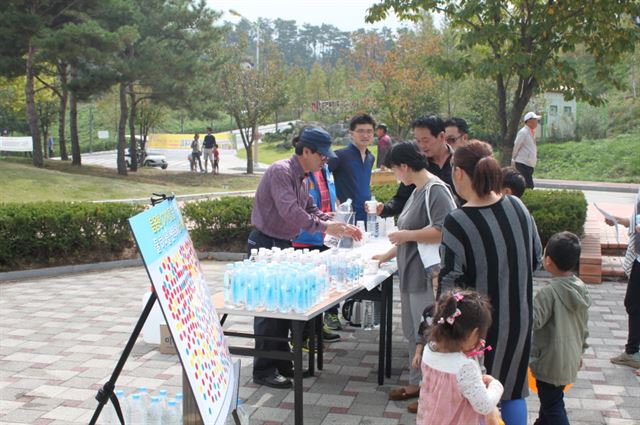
top-left (100, 398), bottom-right (117, 425)
top-left (367, 197), bottom-right (378, 237)
top-left (157, 389), bottom-right (168, 409)
top-left (162, 399), bottom-right (181, 425)
top-left (147, 396), bottom-right (162, 425)
top-left (115, 390), bottom-right (128, 424)
top-left (128, 393), bottom-right (147, 425)
top-left (224, 263), bottom-right (235, 306)
top-left (137, 386), bottom-right (151, 409)
top-left (174, 392), bottom-right (183, 418)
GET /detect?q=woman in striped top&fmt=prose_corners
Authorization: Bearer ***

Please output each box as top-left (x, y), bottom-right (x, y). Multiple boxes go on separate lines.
top-left (439, 141), bottom-right (542, 425)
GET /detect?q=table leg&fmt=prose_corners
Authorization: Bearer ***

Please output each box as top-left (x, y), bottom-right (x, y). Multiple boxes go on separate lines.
top-left (385, 277), bottom-right (393, 378)
top-left (316, 315), bottom-right (323, 371)
top-left (308, 318), bottom-right (315, 376)
top-left (378, 283), bottom-right (387, 385)
top-left (291, 320), bottom-right (304, 425)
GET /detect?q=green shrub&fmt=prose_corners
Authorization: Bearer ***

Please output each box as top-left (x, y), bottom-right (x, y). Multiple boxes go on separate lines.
top-left (371, 184), bottom-right (398, 204)
top-left (521, 189), bottom-right (587, 247)
top-left (182, 196), bottom-right (253, 251)
top-left (0, 202), bottom-right (143, 271)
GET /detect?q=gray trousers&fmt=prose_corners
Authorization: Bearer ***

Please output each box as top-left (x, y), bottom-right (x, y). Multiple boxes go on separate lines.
top-left (400, 285), bottom-right (434, 386)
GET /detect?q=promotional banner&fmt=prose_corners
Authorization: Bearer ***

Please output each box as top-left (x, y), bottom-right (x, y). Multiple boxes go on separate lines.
top-left (148, 132), bottom-right (234, 150)
top-left (129, 199), bottom-right (234, 424)
top-left (0, 136), bottom-right (32, 152)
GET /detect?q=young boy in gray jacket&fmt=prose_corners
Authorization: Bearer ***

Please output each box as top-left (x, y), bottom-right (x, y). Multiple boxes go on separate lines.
top-left (530, 231), bottom-right (591, 425)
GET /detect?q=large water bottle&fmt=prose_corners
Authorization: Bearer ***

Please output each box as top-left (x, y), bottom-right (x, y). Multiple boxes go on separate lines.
top-left (162, 399), bottom-right (181, 425)
top-left (147, 396), bottom-right (162, 425)
top-left (366, 196), bottom-right (379, 238)
top-left (128, 393), bottom-right (147, 425)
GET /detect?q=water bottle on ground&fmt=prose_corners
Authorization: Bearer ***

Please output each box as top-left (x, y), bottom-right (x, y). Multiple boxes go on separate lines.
top-left (137, 386), bottom-right (151, 409)
top-left (147, 396), bottom-right (162, 425)
top-left (128, 393), bottom-right (147, 425)
top-left (174, 392), bottom-right (183, 417)
top-left (157, 389), bottom-right (168, 409)
top-left (115, 390), bottom-right (128, 424)
top-left (162, 399), bottom-right (181, 425)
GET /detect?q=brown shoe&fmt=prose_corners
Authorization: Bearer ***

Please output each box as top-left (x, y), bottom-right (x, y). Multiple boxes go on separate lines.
top-left (407, 400), bottom-right (418, 413)
top-left (388, 386), bottom-right (420, 400)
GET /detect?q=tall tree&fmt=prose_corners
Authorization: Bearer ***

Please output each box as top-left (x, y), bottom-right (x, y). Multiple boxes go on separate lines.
top-left (114, 0), bottom-right (224, 174)
top-left (367, 0), bottom-right (640, 162)
top-left (351, 23), bottom-right (441, 137)
top-left (218, 55), bottom-right (288, 173)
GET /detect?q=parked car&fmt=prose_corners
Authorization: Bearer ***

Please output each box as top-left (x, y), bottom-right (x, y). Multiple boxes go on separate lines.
top-left (125, 151), bottom-right (168, 169)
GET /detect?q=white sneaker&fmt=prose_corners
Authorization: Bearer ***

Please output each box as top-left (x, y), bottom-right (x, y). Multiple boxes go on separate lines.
top-left (610, 351), bottom-right (640, 369)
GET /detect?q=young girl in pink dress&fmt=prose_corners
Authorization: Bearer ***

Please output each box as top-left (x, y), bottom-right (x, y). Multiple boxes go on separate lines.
top-left (415, 289), bottom-right (503, 425)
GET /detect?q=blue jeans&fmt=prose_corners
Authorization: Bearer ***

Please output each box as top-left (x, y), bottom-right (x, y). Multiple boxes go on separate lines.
top-left (533, 380), bottom-right (569, 425)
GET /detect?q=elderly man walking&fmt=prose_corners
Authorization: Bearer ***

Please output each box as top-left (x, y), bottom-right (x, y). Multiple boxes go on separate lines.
top-left (512, 111), bottom-right (541, 188)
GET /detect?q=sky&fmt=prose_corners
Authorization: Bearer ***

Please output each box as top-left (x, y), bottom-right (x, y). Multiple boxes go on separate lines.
top-left (206, 0), bottom-right (410, 32)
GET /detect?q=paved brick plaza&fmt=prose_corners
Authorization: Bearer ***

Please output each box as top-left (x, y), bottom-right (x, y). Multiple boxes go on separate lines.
top-left (0, 262), bottom-right (638, 424)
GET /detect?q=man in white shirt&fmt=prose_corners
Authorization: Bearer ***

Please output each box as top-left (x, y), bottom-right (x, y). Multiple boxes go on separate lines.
top-left (512, 111), bottom-right (541, 188)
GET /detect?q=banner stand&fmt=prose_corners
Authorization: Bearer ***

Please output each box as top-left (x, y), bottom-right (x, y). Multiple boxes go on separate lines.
top-left (90, 194), bottom-right (239, 425)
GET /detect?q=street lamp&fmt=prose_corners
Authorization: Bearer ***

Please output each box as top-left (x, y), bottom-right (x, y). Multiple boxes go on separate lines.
top-left (229, 9), bottom-right (260, 168)
top-left (229, 9), bottom-right (259, 69)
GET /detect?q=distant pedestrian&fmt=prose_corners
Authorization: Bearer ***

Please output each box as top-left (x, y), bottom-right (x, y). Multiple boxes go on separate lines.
top-left (191, 133), bottom-right (203, 172)
top-left (530, 232), bottom-right (591, 425)
top-left (512, 112), bottom-right (541, 188)
top-left (213, 144), bottom-right (220, 175)
top-left (202, 127), bottom-right (216, 173)
top-left (48, 136), bottom-right (54, 158)
top-left (376, 123), bottom-right (392, 169)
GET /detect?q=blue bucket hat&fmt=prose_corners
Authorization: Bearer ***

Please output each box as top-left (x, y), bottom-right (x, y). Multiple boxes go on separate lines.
top-left (299, 127), bottom-right (337, 159)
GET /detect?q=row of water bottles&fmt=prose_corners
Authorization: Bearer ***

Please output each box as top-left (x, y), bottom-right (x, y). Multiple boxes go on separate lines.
top-left (101, 387), bottom-right (182, 425)
top-left (223, 247), bottom-right (366, 312)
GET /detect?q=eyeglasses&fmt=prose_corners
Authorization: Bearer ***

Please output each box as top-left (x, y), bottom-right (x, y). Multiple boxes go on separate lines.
top-left (446, 135), bottom-right (464, 144)
top-left (353, 129), bottom-right (374, 135)
top-left (317, 152), bottom-right (328, 162)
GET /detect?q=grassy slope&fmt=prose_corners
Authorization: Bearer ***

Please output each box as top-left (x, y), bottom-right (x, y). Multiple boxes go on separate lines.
top-left (0, 158), bottom-right (261, 203)
top-left (536, 133), bottom-right (640, 183)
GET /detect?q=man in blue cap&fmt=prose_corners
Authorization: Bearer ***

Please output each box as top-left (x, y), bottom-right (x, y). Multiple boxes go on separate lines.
top-left (249, 126), bottom-right (362, 389)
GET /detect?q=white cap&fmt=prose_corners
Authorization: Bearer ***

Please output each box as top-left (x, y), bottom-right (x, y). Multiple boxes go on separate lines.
top-left (523, 111), bottom-right (541, 122)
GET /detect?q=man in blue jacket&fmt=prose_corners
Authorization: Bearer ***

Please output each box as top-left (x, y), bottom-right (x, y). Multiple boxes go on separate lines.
top-left (329, 114), bottom-right (376, 222)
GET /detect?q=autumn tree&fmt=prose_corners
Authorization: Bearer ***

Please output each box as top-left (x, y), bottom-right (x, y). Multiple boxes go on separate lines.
top-left (367, 0), bottom-right (640, 162)
top-left (218, 55), bottom-right (288, 174)
top-left (351, 23), bottom-right (441, 138)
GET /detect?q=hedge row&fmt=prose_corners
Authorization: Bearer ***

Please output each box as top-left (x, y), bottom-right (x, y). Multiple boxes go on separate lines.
top-left (1, 187), bottom-right (586, 271)
top-left (0, 202), bottom-right (143, 271)
top-left (182, 196), bottom-right (253, 251)
top-left (521, 189), bottom-right (587, 246)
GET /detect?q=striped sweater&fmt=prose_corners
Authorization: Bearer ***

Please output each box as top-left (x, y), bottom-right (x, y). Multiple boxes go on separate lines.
top-left (439, 195), bottom-right (542, 400)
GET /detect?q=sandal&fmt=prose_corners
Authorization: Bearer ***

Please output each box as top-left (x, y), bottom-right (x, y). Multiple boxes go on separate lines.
top-left (388, 386), bottom-right (420, 401)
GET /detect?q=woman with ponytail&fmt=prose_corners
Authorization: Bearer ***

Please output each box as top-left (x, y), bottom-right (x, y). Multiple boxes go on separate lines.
top-left (438, 141), bottom-right (542, 425)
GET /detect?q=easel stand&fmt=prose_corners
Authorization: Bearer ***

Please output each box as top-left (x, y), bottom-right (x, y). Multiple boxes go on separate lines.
top-left (89, 291), bottom-right (157, 425)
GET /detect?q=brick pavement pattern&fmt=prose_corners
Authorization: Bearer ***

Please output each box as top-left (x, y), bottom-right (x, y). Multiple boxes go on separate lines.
top-left (1, 262), bottom-right (639, 425)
